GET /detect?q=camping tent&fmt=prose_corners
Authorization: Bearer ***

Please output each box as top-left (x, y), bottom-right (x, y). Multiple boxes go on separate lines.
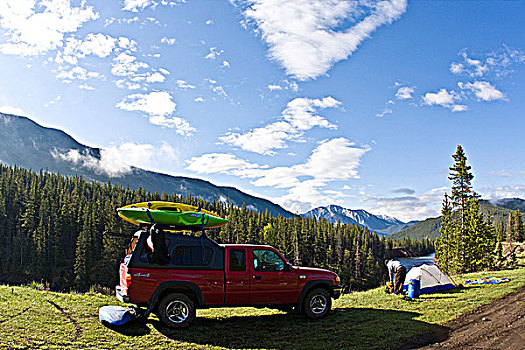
top-left (403, 263), bottom-right (455, 294)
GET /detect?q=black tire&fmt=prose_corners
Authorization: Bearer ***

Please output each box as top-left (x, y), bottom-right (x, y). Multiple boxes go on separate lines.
top-left (303, 288), bottom-right (331, 319)
top-left (158, 293), bottom-right (196, 328)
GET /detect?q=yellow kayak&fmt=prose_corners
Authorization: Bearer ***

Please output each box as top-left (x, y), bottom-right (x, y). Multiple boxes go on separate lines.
top-left (117, 201), bottom-right (228, 230)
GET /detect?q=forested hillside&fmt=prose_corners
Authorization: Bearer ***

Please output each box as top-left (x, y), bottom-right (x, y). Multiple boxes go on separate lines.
top-left (391, 201), bottom-right (525, 241)
top-left (0, 113), bottom-right (293, 218)
top-left (0, 165), bottom-right (433, 291)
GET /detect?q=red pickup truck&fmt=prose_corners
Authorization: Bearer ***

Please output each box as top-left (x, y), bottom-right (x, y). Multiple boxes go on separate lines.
top-left (116, 228), bottom-right (342, 328)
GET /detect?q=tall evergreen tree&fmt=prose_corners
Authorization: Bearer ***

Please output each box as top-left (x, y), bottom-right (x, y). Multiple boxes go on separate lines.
top-left (435, 193), bottom-right (454, 273)
top-left (507, 210), bottom-right (524, 243)
top-left (436, 145), bottom-right (495, 273)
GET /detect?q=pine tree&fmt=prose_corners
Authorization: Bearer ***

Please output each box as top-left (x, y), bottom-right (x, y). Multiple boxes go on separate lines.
top-left (465, 199), bottom-right (496, 271)
top-left (448, 145), bottom-right (478, 233)
top-left (436, 145), bottom-right (494, 273)
top-left (507, 210), bottom-right (524, 243)
top-left (435, 193), bottom-right (454, 273)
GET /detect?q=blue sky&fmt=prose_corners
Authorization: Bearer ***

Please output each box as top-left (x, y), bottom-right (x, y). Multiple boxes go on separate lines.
top-left (0, 0), bottom-right (524, 222)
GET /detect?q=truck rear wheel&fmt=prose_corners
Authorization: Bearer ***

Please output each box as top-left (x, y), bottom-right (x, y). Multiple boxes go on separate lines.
top-left (158, 293), bottom-right (195, 328)
top-left (303, 288), bottom-right (331, 319)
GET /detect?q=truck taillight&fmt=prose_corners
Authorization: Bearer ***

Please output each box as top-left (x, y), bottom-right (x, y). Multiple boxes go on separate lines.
top-left (125, 273), bottom-right (132, 287)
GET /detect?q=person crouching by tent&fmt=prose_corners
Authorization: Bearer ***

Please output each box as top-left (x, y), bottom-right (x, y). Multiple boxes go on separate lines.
top-left (385, 259), bottom-right (407, 295)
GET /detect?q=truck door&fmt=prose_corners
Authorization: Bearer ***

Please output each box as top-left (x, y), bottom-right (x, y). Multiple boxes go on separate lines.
top-left (249, 248), bottom-right (298, 304)
top-left (224, 248), bottom-right (250, 305)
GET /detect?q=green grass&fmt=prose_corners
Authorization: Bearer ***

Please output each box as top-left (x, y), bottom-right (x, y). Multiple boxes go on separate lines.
top-left (1, 261), bottom-right (524, 350)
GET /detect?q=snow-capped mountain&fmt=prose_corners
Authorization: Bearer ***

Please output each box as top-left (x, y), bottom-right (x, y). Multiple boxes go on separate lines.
top-left (302, 205), bottom-right (416, 236)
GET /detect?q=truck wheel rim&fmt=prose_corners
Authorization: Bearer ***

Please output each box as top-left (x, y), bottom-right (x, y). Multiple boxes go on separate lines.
top-left (310, 294), bottom-right (327, 315)
top-left (166, 300), bottom-right (190, 323)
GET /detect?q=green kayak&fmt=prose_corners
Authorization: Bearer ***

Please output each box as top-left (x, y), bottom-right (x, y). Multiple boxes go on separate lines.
top-left (117, 207), bottom-right (228, 229)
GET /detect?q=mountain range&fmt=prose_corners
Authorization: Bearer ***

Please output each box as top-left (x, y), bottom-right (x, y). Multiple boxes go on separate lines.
top-left (391, 198), bottom-right (525, 241)
top-left (302, 205), bottom-right (418, 236)
top-left (0, 113), bottom-right (293, 218)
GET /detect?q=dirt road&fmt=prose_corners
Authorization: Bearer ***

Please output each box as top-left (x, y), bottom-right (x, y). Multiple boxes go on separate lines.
top-left (419, 286), bottom-right (525, 350)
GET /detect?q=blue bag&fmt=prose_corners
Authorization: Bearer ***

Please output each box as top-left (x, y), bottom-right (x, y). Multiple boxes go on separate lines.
top-left (99, 306), bottom-right (134, 326)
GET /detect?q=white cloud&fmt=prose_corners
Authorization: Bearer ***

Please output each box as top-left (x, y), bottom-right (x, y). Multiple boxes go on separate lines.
top-left (449, 62), bottom-right (464, 75)
top-left (186, 153), bottom-right (264, 175)
top-left (422, 88), bottom-right (457, 107)
top-left (161, 37), bottom-right (176, 45)
top-left (51, 148), bottom-right (132, 178)
top-left (295, 138), bottom-right (369, 181)
top-left (186, 137), bottom-right (370, 213)
top-left (121, 0), bottom-right (186, 12)
top-left (450, 49), bottom-right (489, 78)
top-left (58, 33), bottom-right (117, 65)
top-left (146, 72), bottom-right (166, 83)
top-left (220, 121), bottom-right (296, 156)
top-left (219, 96), bottom-right (339, 155)
top-left (116, 80), bottom-right (141, 90)
top-left (451, 104), bottom-right (468, 112)
top-left (116, 91), bottom-right (195, 136)
top-left (204, 78), bottom-right (228, 97)
top-left (56, 65), bottom-right (104, 82)
top-left (204, 47), bottom-right (224, 60)
top-left (194, 97), bottom-right (204, 102)
top-left (0, 105), bottom-right (31, 117)
top-left (286, 80), bottom-right (299, 92)
top-left (421, 88), bottom-right (466, 111)
top-left (235, 0), bottom-right (407, 80)
top-left (177, 80), bottom-right (196, 89)
top-left (0, 0), bottom-right (98, 56)
top-left (489, 170), bottom-right (513, 178)
top-left (205, 47), bottom-right (223, 60)
top-left (117, 36), bottom-right (138, 51)
top-left (458, 81), bottom-right (505, 102)
top-left (268, 84), bottom-right (282, 91)
top-left (362, 186), bottom-right (446, 222)
top-left (43, 95), bottom-right (61, 107)
top-left (222, 60), bottom-right (230, 67)
top-left (103, 141), bottom-right (180, 173)
top-left (376, 108), bottom-right (392, 118)
top-left (450, 46), bottom-right (525, 79)
top-left (486, 46), bottom-right (525, 78)
top-left (78, 83), bottom-right (95, 90)
top-left (212, 85), bottom-right (228, 97)
top-left (122, 0), bottom-right (154, 12)
top-left (395, 86), bottom-right (415, 100)
top-left (480, 185), bottom-right (525, 202)
top-left (111, 52), bottom-right (149, 76)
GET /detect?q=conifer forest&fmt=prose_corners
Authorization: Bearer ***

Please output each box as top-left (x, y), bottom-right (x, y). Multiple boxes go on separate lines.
top-left (0, 165), bottom-right (434, 291)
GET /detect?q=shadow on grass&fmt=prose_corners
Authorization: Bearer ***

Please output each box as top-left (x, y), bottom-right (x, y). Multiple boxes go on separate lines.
top-left (147, 308), bottom-right (449, 350)
top-left (101, 318), bottom-right (151, 337)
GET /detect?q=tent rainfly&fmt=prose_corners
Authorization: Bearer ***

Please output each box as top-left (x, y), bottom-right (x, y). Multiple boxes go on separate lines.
top-left (403, 263), bottom-right (455, 294)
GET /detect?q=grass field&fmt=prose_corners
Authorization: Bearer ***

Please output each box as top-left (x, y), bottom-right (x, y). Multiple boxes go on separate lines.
top-left (1, 261), bottom-right (524, 350)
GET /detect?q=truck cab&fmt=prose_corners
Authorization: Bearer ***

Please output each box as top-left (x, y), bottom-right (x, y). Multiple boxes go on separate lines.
top-left (116, 229), bottom-right (341, 328)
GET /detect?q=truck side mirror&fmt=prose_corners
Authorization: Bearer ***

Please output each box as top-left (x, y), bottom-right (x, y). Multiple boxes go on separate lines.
top-left (284, 262), bottom-right (293, 271)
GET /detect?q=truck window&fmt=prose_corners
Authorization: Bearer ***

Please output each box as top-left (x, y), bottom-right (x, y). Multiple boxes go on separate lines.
top-left (139, 237), bottom-right (172, 263)
top-left (253, 249), bottom-right (285, 272)
top-left (229, 249), bottom-right (246, 271)
top-left (171, 246), bottom-right (213, 266)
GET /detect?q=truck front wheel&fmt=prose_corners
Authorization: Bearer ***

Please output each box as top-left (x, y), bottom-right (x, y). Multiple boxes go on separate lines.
top-left (303, 288), bottom-right (331, 319)
top-left (158, 293), bottom-right (196, 328)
